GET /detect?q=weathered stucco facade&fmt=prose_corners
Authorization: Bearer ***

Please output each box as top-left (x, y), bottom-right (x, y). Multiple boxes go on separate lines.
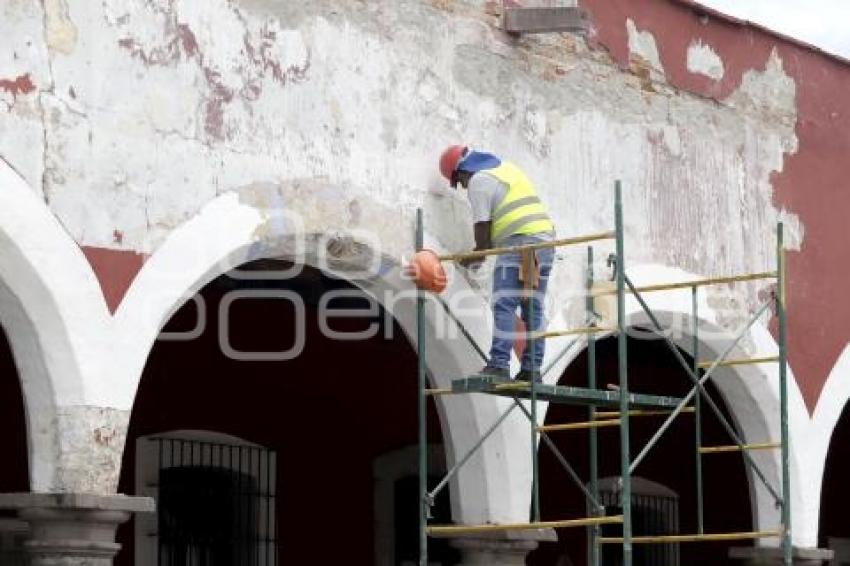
top-left (1, 0), bottom-right (849, 563)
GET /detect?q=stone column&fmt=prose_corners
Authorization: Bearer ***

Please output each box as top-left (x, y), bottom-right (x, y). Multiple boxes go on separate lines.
top-left (444, 528), bottom-right (557, 566)
top-left (728, 545), bottom-right (834, 565)
top-left (0, 493), bottom-right (155, 566)
top-left (0, 517), bottom-right (29, 565)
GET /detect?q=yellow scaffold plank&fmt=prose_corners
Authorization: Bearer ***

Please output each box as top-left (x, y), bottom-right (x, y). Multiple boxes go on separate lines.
top-left (493, 382), bottom-right (531, 392)
top-left (699, 442), bottom-right (780, 454)
top-left (593, 271), bottom-right (778, 297)
top-left (427, 515), bottom-right (623, 536)
top-left (600, 530), bottom-right (782, 544)
top-left (531, 326), bottom-right (617, 340)
top-left (437, 231), bottom-right (615, 262)
top-left (425, 388), bottom-right (454, 396)
top-left (697, 356), bottom-right (779, 369)
top-left (539, 419), bottom-right (621, 432)
top-left (594, 407), bottom-right (696, 419)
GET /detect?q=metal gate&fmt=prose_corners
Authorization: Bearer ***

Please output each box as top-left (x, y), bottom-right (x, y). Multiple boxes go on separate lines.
top-left (151, 437), bottom-right (278, 566)
top-left (597, 477), bottom-right (679, 566)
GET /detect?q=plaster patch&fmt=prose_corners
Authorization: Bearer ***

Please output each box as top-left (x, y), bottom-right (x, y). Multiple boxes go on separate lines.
top-left (726, 49), bottom-right (797, 135)
top-left (778, 209), bottom-right (804, 251)
top-left (260, 22), bottom-right (310, 84)
top-left (626, 18), bottom-right (665, 77)
top-left (113, 2), bottom-right (310, 142)
top-left (687, 40), bottom-right (725, 81)
top-left (44, 0), bottom-right (78, 55)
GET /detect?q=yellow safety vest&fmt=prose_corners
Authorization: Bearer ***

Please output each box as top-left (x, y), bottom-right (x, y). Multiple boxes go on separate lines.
top-left (485, 162), bottom-right (555, 243)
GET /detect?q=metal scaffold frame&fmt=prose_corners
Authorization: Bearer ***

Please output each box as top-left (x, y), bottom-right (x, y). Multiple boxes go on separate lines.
top-left (415, 182), bottom-right (792, 566)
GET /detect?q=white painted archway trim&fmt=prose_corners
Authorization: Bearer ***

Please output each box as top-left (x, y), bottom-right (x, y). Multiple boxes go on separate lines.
top-left (0, 159), bottom-right (111, 491)
top-left (805, 344), bottom-right (850, 544)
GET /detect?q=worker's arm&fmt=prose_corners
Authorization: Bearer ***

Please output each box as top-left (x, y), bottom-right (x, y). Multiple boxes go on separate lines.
top-left (460, 221), bottom-right (491, 269)
top-left (473, 221), bottom-right (492, 251)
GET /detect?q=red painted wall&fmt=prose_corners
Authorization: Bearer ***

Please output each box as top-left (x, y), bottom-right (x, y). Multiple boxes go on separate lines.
top-left (80, 247), bottom-right (146, 314)
top-left (580, 0), bottom-right (850, 410)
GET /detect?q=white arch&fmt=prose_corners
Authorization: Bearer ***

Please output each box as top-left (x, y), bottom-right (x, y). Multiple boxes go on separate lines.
top-left (806, 344), bottom-right (850, 544)
top-left (114, 184), bottom-right (531, 525)
top-left (0, 159), bottom-right (111, 492)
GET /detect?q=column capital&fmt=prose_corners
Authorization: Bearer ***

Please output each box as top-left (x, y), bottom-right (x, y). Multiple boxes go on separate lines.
top-left (729, 545), bottom-right (834, 565)
top-left (437, 527), bottom-right (557, 566)
top-left (0, 493), bottom-right (154, 566)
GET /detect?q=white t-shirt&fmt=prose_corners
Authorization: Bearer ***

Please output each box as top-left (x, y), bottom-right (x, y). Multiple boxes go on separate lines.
top-left (467, 171), bottom-right (508, 223)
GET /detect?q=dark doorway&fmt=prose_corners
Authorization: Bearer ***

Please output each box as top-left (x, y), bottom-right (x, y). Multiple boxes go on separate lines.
top-left (598, 476), bottom-right (680, 566)
top-left (116, 261), bottom-right (450, 565)
top-left (152, 436), bottom-right (276, 566)
top-left (159, 467), bottom-right (256, 566)
top-left (394, 475), bottom-right (459, 566)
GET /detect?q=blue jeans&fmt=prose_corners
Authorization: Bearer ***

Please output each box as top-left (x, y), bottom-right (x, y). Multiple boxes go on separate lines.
top-left (489, 234), bottom-right (554, 372)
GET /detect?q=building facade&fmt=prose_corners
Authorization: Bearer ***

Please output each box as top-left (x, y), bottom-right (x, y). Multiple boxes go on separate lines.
top-left (1, 0), bottom-right (849, 564)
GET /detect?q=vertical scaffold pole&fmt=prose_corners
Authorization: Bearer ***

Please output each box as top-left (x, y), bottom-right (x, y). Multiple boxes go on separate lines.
top-left (527, 248), bottom-right (541, 523)
top-left (615, 181), bottom-right (632, 566)
top-left (777, 222), bottom-right (792, 566)
top-left (692, 286), bottom-right (704, 536)
top-left (416, 209), bottom-right (428, 566)
top-left (587, 246), bottom-right (600, 566)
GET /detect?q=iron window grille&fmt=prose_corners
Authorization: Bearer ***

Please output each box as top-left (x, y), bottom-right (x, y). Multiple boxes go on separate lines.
top-left (147, 436), bottom-right (278, 566)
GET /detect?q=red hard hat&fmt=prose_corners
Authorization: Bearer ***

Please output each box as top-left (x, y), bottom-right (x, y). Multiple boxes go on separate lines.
top-left (439, 145), bottom-right (466, 180)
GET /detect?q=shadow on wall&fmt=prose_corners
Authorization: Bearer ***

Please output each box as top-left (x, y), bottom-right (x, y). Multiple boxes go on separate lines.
top-left (114, 261), bottom-right (453, 566)
top-left (529, 334), bottom-right (752, 566)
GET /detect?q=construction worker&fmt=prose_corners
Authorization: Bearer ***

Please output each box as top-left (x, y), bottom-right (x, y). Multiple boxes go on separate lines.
top-left (439, 145), bottom-right (555, 381)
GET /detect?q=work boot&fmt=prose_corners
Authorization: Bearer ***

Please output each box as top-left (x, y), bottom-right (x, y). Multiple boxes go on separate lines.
top-left (476, 365), bottom-right (510, 380)
top-left (514, 369), bottom-right (542, 383)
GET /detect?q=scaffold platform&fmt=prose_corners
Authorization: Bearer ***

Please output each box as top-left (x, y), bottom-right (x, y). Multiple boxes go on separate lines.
top-left (449, 375), bottom-right (683, 409)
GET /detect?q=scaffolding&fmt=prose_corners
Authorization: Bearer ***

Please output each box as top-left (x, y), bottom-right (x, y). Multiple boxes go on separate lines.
top-left (414, 182), bottom-right (792, 566)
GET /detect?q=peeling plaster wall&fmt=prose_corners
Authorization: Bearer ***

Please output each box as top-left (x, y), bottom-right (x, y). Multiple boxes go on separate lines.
top-left (580, 0), bottom-right (850, 410)
top-left (578, 0), bottom-right (850, 546)
top-left (0, 1), bottom-right (50, 197)
top-left (0, 0), bottom-right (799, 314)
top-left (1, 0), bottom-right (846, 540)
